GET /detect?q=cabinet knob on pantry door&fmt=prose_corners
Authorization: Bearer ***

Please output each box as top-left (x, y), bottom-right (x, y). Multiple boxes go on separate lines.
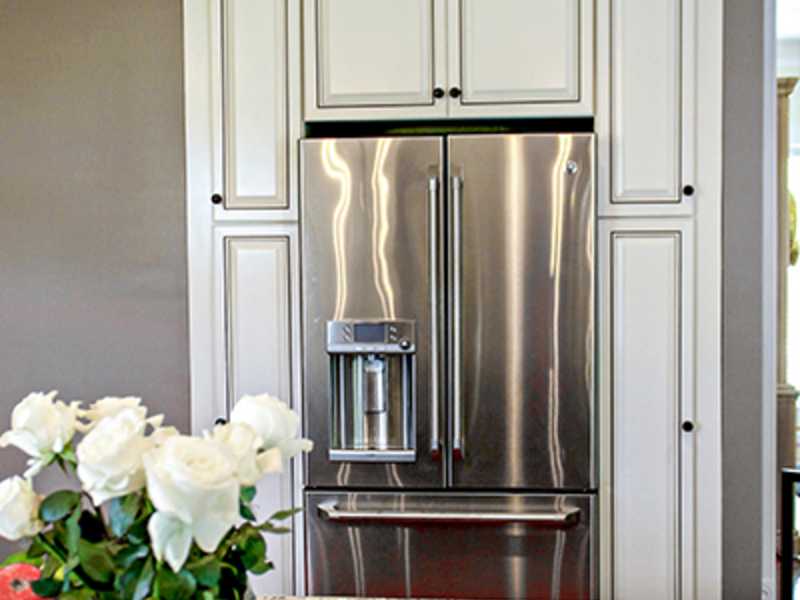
top-left (681, 420), bottom-right (695, 433)
top-left (433, 87), bottom-right (445, 99)
top-left (211, 193), bottom-right (223, 205)
top-left (214, 417), bottom-right (227, 426)
top-left (682, 184), bottom-right (695, 197)
top-left (449, 87), bottom-right (462, 98)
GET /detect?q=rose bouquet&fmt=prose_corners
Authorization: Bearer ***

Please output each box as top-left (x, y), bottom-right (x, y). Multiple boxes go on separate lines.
top-left (0, 391), bottom-right (312, 600)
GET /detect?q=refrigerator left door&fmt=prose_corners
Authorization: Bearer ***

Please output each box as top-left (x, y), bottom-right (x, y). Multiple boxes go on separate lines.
top-left (301, 137), bottom-right (445, 488)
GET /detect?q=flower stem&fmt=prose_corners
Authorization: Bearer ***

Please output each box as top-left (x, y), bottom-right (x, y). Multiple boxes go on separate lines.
top-left (35, 534), bottom-right (93, 590)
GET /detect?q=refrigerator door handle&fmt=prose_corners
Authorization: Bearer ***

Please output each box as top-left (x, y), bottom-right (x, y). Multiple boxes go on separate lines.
top-left (451, 174), bottom-right (464, 461)
top-left (317, 501), bottom-right (581, 526)
top-left (428, 175), bottom-right (442, 461)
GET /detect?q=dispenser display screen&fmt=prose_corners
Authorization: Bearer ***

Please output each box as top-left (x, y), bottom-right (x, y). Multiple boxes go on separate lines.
top-left (354, 323), bottom-right (385, 342)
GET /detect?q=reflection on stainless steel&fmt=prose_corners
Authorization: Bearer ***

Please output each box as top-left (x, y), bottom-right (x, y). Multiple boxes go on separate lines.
top-left (321, 140), bottom-right (352, 321)
top-left (450, 134), bottom-right (594, 490)
top-left (302, 134), bottom-right (596, 599)
top-left (370, 139), bottom-right (396, 319)
top-left (303, 137), bottom-right (443, 488)
top-left (547, 134), bottom-right (572, 491)
top-left (306, 492), bottom-right (594, 600)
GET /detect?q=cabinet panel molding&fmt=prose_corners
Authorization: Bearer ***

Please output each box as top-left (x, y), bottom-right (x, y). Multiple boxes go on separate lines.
top-left (611, 0), bottom-right (682, 203)
top-left (307, 0), bottom-right (443, 114)
top-left (213, 225), bottom-right (301, 595)
top-left (458, 0), bottom-right (579, 104)
top-left (599, 219), bottom-right (697, 600)
top-left (222, 0), bottom-right (288, 210)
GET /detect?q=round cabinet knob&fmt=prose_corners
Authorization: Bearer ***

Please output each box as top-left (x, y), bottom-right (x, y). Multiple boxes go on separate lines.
top-left (681, 420), bottom-right (695, 433)
top-left (433, 87), bottom-right (445, 99)
top-left (682, 184), bottom-right (695, 197)
top-left (214, 417), bottom-right (228, 426)
top-left (211, 193), bottom-right (224, 205)
top-left (399, 338), bottom-right (412, 350)
top-left (449, 87), bottom-right (462, 98)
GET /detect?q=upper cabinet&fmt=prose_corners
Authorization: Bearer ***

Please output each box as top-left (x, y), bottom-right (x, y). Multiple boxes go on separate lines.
top-left (607, 0), bottom-right (696, 214)
top-left (303, 0), bottom-right (594, 121)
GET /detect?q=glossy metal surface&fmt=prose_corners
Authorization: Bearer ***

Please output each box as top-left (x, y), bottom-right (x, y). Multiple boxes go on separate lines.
top-left (449, 134), bottom-right (595, 489)
top-left (302, 137), bottom-right (444, 487)
top-left (306, 491), bottom-right (595, 599)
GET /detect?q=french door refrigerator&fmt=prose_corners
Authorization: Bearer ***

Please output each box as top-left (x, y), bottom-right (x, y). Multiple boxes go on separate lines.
top-left (301, 133), bottom-right (595, 600)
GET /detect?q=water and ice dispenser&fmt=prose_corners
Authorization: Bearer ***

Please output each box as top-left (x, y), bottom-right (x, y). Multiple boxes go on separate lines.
top-left (326, 320), bottom-right (416, 462)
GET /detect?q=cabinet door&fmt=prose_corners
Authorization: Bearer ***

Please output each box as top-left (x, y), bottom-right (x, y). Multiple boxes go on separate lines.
top-left (450, 0), bottom-right (593, 117)
top-left (215, 226), bottom-right (301, 595)
top-left (599, 219), bottom-right (696, 600)
top-left (220, 0), bottom-right (289, 211)
top-left (610, 0), bottom-right (696, 210)
top-left (304, 0), bottom-right (447, 120)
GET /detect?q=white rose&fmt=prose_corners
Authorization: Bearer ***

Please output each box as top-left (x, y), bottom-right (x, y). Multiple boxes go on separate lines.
top-left (0, 476), bottom-right (43, 541)
top-left (230, 394), bottom-right (313, 466)
top-left (143, 435), bottom-right (240, 572)
top-left (76, 408), bottom-right (150, 505)
top-left (79, 396), bottom-right (163, 433)
top-left (205, 422), bottom-right (282, 486)
top-left (0, 391), bottom-right (81, 476)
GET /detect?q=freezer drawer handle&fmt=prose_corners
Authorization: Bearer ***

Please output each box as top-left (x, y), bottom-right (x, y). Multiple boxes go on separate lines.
top-left (317, 502), bottom-right (580, 526)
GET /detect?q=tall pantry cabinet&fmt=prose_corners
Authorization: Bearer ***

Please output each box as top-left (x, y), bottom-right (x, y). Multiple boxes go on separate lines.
top-left (183, 0), bottom-right (303, 595)
top-left (183, 1), bottom-right (725, 598)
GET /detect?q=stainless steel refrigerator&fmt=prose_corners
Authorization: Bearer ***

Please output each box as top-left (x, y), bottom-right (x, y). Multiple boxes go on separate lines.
top-left (301, 133), bottom-right (595, 599)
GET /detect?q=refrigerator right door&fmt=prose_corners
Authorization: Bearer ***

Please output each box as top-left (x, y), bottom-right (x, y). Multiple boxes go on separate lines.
top-left (449, 134), bottom-right (595, 490)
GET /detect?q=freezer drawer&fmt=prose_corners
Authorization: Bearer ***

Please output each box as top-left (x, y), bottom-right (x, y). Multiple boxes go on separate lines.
top-left (305, 491), bottom-right (595, 599)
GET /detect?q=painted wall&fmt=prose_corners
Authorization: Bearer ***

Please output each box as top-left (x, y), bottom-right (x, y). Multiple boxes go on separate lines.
top-left (0, 0), bottom-right (189, 556)
top-left (723, 0), bottom-right (768, 596)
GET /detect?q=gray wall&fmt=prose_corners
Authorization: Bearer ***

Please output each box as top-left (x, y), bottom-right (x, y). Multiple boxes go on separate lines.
top-left (0, 0), bottom-right (189, 554)
top-left (723, 0), bottom-right (767, 596)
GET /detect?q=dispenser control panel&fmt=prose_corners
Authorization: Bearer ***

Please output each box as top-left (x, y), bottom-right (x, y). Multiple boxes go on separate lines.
top-left (327, 320), bottom-right (415, 354)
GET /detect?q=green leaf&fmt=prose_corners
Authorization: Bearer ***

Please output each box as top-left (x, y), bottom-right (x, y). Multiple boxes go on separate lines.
top-left (132, 557), bottom-right (155, 600)
top-left (248, 558), bottom-right (274, 575)
top-left (0, 550), bottom-right (43, 567)
top-left (115, 544), bottom-right (150, 570)
top-left (31, 577), bottom-right (62, 598)
top-left (39, 490), bottom-right (81, 522)
top-left (240, 486), bottom-right (257, 503)
top-left (77, 539), bottom-right (115, 585)
top-left (155, 566), bottom-right (196, 600)
top-left (240, 502), bottom-right (256, 521)
top-left (238, 526), bottom-right (267, 571)
top-left (268, 507), bottom-right (301, 521)
top-left (127, 519), bottom-right (149, 546)
top-left (65, 506), bottom-right (81, 555)
top-left (110, 493), bottom-right (142, 537)
top-left (256, 521), bottom-right (291, 534)
top-left (60, 443), bottom-right (77, 464)
top-left (186, 554), bottom-right (222, 587)
top-left (58, 589), bottom-right (96, 600)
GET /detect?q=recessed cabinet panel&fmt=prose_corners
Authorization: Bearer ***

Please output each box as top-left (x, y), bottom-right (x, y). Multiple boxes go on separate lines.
top-left (612, 0), bottom-right (681, 203)
top-left (225, 237), bottom-right (292, 403)
top-left (611, 231), bottom-right (682, 600)
top-left (315, 0), bottom-right (436, 107)
top-left (223, 234), bottom-right (295, 594)
top-left (459, 0), bottom-right (579, 104)
top-left (223, 0), bottom-right (287, 209)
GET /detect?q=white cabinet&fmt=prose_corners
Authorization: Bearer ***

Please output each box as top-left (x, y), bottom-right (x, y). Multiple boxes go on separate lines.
top-left (303, 0), bottom-right (594, 120)
top-left (606, 0), bottom-right (696, 214)
top-left (184, 0), bottom-right (304, 595)
top-left (213, 227), bottom-right (301, 594)
top-left (598, 218), bottom-right (697, 600)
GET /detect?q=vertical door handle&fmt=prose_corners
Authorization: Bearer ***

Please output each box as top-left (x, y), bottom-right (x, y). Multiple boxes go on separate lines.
top-left (428, 176), bottom-right (442, 460)
top-left (451, 175), bottom-right (464, 460)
